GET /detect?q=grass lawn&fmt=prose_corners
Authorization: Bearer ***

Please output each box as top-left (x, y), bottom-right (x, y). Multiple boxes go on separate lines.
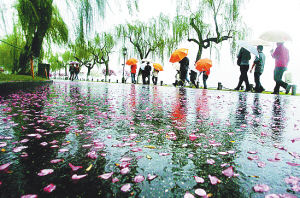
top-left (0, 73), bottom-right (47, 82)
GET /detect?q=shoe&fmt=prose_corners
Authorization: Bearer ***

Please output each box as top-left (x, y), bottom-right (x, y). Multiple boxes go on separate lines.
top-left (285, 84), bottom-right (292, 94)
top-left (234, 87), bottom-right (239, 91)
top-left (272, 92), bottom-right (279, 94)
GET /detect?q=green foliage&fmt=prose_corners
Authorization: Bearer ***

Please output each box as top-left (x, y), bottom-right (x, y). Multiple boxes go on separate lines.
top-left (0, 25), bottom-right (25, 73)
top-left (0, 73), bottom-right (47, 82)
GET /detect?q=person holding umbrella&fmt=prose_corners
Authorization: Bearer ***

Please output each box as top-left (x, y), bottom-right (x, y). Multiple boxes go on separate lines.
top-left (195, 58), bottom-right (212, 89)
top-left (271, 42), bottom-right (291, 94)
top-left (234, 47), bottom-right (251, 91)
top-left (250, 45), bottom-right (265, 93)
top-left (179, 57), bottom-right (189, 86)
top-left (143, 61), bottom-right (152, 85)
top-left (130, 64), bottom-right (137, 84)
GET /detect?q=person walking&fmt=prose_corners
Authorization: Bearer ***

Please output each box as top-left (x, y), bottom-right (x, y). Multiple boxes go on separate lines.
top-left (131, 64), bottom-right (137, 84)
top-left (202, 69), bottom-right (210, 89)
top-left (189, 69), bottom-right (198, 88)
top-left (142, 62), bottom-right (151, 85)
top-left (250, 45), bottom-right (265, 93)
top-left (69, 63), bottom-right (75, 81)
top-left (271, 42), bottom-right (291, 94)
top-left (234, 47), bottom-right (251, 91)
top-left (74, 64), bottom-right (80, 80)
top-left (179, 56), bottom-right (189, 86)
top-left (152, 68), bottom-right (159, 85)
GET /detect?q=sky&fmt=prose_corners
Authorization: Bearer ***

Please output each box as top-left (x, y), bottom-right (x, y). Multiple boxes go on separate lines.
top-left (1, 0), bottom-right (300, 91)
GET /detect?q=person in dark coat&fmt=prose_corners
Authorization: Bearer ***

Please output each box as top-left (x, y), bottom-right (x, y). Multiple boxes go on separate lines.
top-left (179, 56), bottom-right (189, 86)
top-left (250, 45), bottom-right (265, 93)
top-left (189, 70), bottom-right (198, 88)
top-left (235, 47), bottom-right (251, 91)
top-left (142, 62), bottom-right (151, 85)
top-left (69, 64), bottom-right (75, 81)
top-left (74, 64), bottom-right (80, 80)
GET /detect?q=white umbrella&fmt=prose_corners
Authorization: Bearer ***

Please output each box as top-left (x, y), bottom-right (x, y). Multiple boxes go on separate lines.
top-left (237, 40), bottom-right (259, 57)
top-left (248, 39), bottom-right (271, 46)
top-left (259, 30), bottom-right (292, 42)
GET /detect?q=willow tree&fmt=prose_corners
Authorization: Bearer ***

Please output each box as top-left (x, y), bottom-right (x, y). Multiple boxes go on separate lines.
top-left (116, 14), bottom-right (173, 61)
top-left (173, 0), bottom-right (247, 62)
top-left (91, 32), bottom-right (115, 82)
top-left (16, 0), bottom-right (68, 74)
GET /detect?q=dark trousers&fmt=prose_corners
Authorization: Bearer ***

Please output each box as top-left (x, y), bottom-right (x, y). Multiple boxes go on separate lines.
top-left (152, 76), bottom-right (158, 85)
top-left (203, 73), bottom-right (208, 89)
top-left (254, 72), bottom-right (264, 92)
top-left (131, 73), bottom-right (136, 83)
top-left (190, 71), bottom-right (198, 88)
top-left (236, 65), bottom-right (250, 90)
top-left (273, 67), bottom-right (287, 93)
top-left (142, 73), bottom-right (150, 84)
top-left (179, 69), bottom-right (188, 86)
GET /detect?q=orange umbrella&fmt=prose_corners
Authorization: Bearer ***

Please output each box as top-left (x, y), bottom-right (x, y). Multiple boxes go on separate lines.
top-left (153, 63), bottom-right (164, 71)
top-left (126, 58), bottom-right (138, 65)
top-left (169, 48), bottom-right (188, 63)
top-left (195, 58), bottom-right (212, 72)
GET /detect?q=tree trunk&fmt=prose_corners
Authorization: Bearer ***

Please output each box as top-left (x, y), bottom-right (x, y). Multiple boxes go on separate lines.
top-left (18, 43), bottom-right (31, 74)
top-left (195, 45), bottom-right (203, 62)
top-left (87, 66), bottom-right (91, 77)
top-left (105, 61), bottom-right (109, 82)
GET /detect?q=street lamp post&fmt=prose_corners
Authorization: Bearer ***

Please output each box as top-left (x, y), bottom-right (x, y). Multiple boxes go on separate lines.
top-left (122, 47), bottom-right (127, 83)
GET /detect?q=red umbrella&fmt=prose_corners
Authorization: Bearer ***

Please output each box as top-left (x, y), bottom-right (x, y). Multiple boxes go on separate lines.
top-left (169, 48), bottom-right (188, 63)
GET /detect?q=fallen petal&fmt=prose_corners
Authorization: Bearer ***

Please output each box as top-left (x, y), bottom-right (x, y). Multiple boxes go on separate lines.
top-left (98, 172), bottom-right (113, 180)
top-left (134, 175), bottom-right (145, 183)
top-left (121, 183), bottom-right (131, 192)
top-left (37, 169), bottom-right (54, 176)
top-left (0, 163), bottom-right (11, 171)
top-left (286, 162), bottom-right (300, 166)
top-left (72, 174), bottom-right (87, 180)
top-left (208, 175), bottom-right (221, 185)
top-left (222, 166), bottom-right (234, 177)
top-left (253, 184), bottom-right (270, 192)
top-left (194, 176), bottom-right (204, 183)
top-left (184, 192), bottom-right (195, 198)
top-left (195, 188), bottom-right (207, 197)
top-left (147, 174), bottom-right (158, 181)
top-left (69, 163), bottom-right (82, 171)
top-left (44, 183), bottom-right (56, 193)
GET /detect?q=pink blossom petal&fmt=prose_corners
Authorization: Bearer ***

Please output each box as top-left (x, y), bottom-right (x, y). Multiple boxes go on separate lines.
top-left (134, 175), bottom-right (145, 183)
top-left (147, 174), bottom-right (158, 181)
top-left (40, 142), bottom-right (48, 146)
top-left (0, 163), bottom-right (11, 171)
top-left (184, 192), bottom-right (195, 198)
top-left (248, 155), bottom-right (259, 160)
top-left (120, 157), bottom-right (132, 162)
top-left (278, 194), bottom-right (297, 198)
top-left (253, 184), bottom-right (270, 192)
top-left (59, 148), bottom-right (69, 153)
top-left (0, 142), bottom-right (7, 147)
top-left (159, 153), bottom-right (170, 156)
top-left (120, 183), bottom-right (131, 192)
top-left (257, 161), bottom-right (266, 168)
top-left (284, 176), bottom-right (300, 185)
top-left (87, 151), bottom-right (98, 159)
top-left (120, 167), bottom-right (130, 175)
top-left (207, 159), bottom-right (215, 165)
top-left (37, 169), bottom-right (54, 176)
top-left (50, 159), bottom-right (63, 164)
top-left (208, 175), bottom-right (221, 185)
top-left (292, 185), bottom-right (300, 192)
top-left (112, 177), bottom-right (119, 183)
top-left (291, 137), bottom-right (300, 143)
top-left (69, 163), bottom-right (82, 171)
top-left (286, 162), bottom-right (300, 166)
top-left (44, 183), bottom-right (56, 193)
top-left (265, 194), bottom-right (280, 198)
top-left (248, 151), bottom-right (258, 154)
top-left (189, 133), bottom-right (197, 141)
top-left (222, 166), bottom-right (234, 177)
top-left (194, 176), bottom-right (204, 183)
top-left (119, 162), bottom-right (130, 169)
top-left (71, 174), bottom-right (87, 180)
top-left (98, 172), bottom-right (113, 180)
top-left (195, 188), bottom-right (207, 197)
top-left (21, 195), bottom-right (38, 198)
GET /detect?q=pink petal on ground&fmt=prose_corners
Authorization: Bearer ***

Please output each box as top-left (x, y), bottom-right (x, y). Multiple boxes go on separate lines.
top-left (286, 162), bottom-right (300, 166)
top-left (291, 185), bottom-right (300, 192)
top-left (222, 166), bottom-right (234, 177)
top-left (120, 157), bottom-right (132, 162)
top-left (134, 175), bottom-right (145, 183)
top-left (21, 152), bottom-right (28, 158)
top-left (0, 163), bottom-right (11, 171)
top-left (69, 163), bottom-right (82, 171)
top-left (131, 147), bottom-right (142, 152)
top-left (248, 155), bottom-right (259, 160)
top-left (278, 194), bottom-right (297, 198)
top-left (119, 162), bottom-right (130, 168)
top-left (195, 188), bottom-right (207, 197)
top-left (21, 195), bottom-right (38, 198)
top-left (120, 167), bottom-right (130, 175)
top-left (112, 177), bottom-right (119, 183)
top-left (253, 184), bottom-right (270, 192)
top-left (194, 176), bottom-right (204, 183)
top-left (0, 142), bottom-right (7, 147)
top-left (44, 183), bottom-right (56, 193)
top-left (37, 169), bottom-right (54, 176)
top-left (284, 176), bottom-right (300, 185)
top-left (291, 137), bottom-right (300, 143)
top-left (107, 135), bottom-right (112, 139)
top-left (189, 133), bottom-right (197, 141)
top-left (159, 153), bottom-right (170, 156)
top-left (227, 150), bottom-right (235, 154)
top-left (50, 159), bottom-right (63, 164)
top-left (121, 183), bottom-right (131, 192)
top-left (184, 192), bottom-right (195, 198)
top-left (188, 154), bottom-right (194, 158)
top-left (288, 152), bottom-right (300, 159)
top-left (265, 194), bottom-right (280, 198)
top-left (59, 148), bottom-right (69, 153)
top-left (218, 152), bottom-right (228, 155)
top-left (248, 151), bottom-right (258, 154)
top-left (257, 161), bottom-right (266, 168)
top-left (87, 151), bottom-right (98, 159)
top-left (13, 146), bottom-right (28, 153)
top-left (275, 153), bottom-right (281, 160)
top-left (98, 172), bottom-right (113, 180)
top-left (221, 163), bottom-right (229, 167)
top-left (147, 174), bottom-right (158, 181)
top-left (40, 142), bottom-right (48, 146)
top-left (72, 174), bottom-right (87, 180)
top-left (207, 159), bottom-right (215, 165)
top-left (208, 175), bottom-right (221, 185)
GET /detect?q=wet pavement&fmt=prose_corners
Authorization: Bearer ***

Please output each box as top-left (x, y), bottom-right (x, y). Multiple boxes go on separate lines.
top-left (0, 81), bottom-right (300, 198)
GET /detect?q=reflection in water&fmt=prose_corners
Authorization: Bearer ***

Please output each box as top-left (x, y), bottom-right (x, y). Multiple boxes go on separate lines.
top-left (271, 95), bottom-right (286, 142)
top-left (196, 89), bottom-right (210, 121)
top-left (235, 93), bottom-right (248, 126)
top-left (171, 88), bottom-right (187, 126)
